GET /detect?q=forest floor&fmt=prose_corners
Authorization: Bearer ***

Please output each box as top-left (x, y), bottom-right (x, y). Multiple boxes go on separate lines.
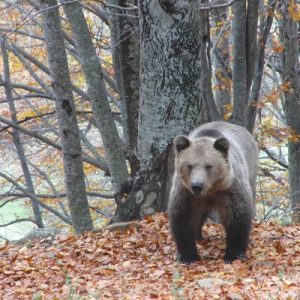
top-left (0, 213), bottom-right (299, 299)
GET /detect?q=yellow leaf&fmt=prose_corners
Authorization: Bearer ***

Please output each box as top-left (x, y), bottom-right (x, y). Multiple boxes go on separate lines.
top-left (288, 0), bottom-right (300, 21)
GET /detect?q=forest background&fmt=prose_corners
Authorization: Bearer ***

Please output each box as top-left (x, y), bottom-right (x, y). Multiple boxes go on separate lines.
top-left (0, 0), bottom-right (299, 240)
top-left (1, 0), bottom-right (300, 298)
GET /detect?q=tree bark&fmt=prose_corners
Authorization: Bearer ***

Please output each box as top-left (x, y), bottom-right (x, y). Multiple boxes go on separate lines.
top-left (199, 4), bottom-right (220, 122)
top-left (231, 0), bottom-right (247, 125)
top-left (211, 1), bottom-right (231, 118)
top-left (279, 1), bottom-right (300, 223)
top-left (138, 0), bottom-right (205, 168)
top-left (61, 0), bottom-right (129, 191)
top-left (108, 0), bottom-right (140, 174)
top-left (231, 0), bottom-right (259, 126)
top-left (0, 37), bottom-right (44, 228)
top-left (246, 1), bottom-right (275, 133)
top-left (111, 0), bottom-right (206, 222)
top-left (246, 0), bottom-right (259, 95)
top-left (39, 0), bottom-right (93, 233)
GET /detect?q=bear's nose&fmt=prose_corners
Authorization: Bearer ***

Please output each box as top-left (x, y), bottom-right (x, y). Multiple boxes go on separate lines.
top-left (191, 182), bottom-right (204, 194)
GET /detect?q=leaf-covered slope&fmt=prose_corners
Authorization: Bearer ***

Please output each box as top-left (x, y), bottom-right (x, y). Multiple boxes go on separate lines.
top-left (0, 213), bottom-right (299, 299)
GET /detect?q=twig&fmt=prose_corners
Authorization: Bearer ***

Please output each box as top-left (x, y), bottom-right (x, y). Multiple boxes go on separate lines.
top-left (0, 218), bottom-right (39, 228)
top-left (199, 0), bottom-right (240, 10)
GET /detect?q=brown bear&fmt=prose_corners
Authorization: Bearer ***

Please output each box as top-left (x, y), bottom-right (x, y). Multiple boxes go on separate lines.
top-left (168, 121), bottom-right (258, 263)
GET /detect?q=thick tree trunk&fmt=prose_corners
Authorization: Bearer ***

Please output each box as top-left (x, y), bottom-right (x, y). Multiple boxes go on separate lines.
top-left (1, 38), bottom-right (44, 228)
top-left (138, 0), bottom-right (205, 168)
top-left (108, 0), bottom-right (140, 174)
top-left (40, 0), bottom-right (93, 233)
top-left (112, 145), bottom-right (174, 222)
top-left (279, 1), bottom-right (300, 223)
top-left (111, 0), bottom-right (206, 222)
top-left (61, 0), bottom-right (128, 191)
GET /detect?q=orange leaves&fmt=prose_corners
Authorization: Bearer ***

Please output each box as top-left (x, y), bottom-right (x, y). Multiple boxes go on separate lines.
top-left (280, 81), bottom-right (292, 93)
top-left (271, 33), bottom-right (285, 54)
top-left (83, 162), bottom-right (98, 175)
top-left (256, 81), bottom-right (300, 148)
top-left (273, 240), bottom-right (286, 254)
top-left (0, 214), bottom-right (300, 298)
top-left (223, 103), bottom-right (233, 121)
top-left (288, 0), bottom-right (300, 21)
top-left (259, 121), bottom-right (300, 146)
top-left (272, 40), bottom-right (285, 54)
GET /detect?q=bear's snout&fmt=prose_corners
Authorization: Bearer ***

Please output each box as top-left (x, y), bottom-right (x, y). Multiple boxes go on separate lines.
top-left (191, 181), bottom-right (204, 195)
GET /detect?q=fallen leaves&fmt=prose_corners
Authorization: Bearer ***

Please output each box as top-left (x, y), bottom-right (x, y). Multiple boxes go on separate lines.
top-left (0, 213), bottom-right (299, 299)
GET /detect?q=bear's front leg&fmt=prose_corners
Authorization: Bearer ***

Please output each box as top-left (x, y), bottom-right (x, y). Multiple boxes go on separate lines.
top-left (223, 203), bottom-right (252, 264)
top-left (168, 189), bottom-right (199, 264)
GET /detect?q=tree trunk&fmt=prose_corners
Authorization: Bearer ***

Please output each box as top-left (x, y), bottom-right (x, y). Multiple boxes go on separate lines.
top-left (1, 37), bottom-right (44, 228)
top-left (61, 0), bottom-right (128, 191)
top-left (211, 1), bottom-right (231, 118)
top-left (138, 0), bottom-right (205, 168)
top-left (40, 0), bottom-right (93, 233)
top-left (246, 1), bottom-right (275, 133)
top-left (231, 0), bottom-right (247, 125)
top-left (108, 0), bottom-right (140, 174)
top-left (199, 4), bottom-right (220, 122)
top-left (246, 0), bottom-right (259, 96)
top-left (111, 0), bottom-right (206, 222)
top-left (279, 1), bottom-right (300, 223)
top-left (231, 0), bottom-right (259, 126)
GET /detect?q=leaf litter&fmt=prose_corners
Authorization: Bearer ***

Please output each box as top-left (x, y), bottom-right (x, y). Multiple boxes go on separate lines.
top-left (0, 213), bottom-right (299, 299)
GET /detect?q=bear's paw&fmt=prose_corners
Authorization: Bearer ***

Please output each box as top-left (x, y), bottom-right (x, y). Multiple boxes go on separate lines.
top-left (177, 253), bottom-right (199, 264)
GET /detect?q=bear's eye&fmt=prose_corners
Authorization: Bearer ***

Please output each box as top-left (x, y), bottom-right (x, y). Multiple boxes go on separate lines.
top-left (205, 164), bottom-right (212, 170)
top-left (187, 164), bottom-right (193, 171)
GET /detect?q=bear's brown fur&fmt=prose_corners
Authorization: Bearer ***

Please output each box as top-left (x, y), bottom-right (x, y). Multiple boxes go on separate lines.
top-left (168, 121), bottom-right (258, 263)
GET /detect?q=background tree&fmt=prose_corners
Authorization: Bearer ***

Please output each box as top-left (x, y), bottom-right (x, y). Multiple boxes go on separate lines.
top-left (1, 38), bottom-right (44, 228)
top-left (40, 0), bottom-right (93, 233)
top-left (108, 0), bottom-right (140, 174)
top-left (0, 0), bottom-right (299, 240)
top-left (61, 0), bottom-right (129, 191)
top-left (210, 0), bottom-right (231, 118)
top-left (231, 0), bottom-right (259, 126)
top-left (279, 0), bottom-right (300, 222)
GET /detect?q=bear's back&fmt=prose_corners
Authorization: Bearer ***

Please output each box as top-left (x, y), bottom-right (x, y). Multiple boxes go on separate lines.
top-left (189, 122), bottom-right (258, 161)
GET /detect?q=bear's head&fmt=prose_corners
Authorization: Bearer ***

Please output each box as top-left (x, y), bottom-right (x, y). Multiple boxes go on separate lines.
top-left (174, 135), bottom-right (231, 196)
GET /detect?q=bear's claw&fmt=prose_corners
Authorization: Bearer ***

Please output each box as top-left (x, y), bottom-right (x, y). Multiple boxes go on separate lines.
top-left (224, 252), bottom-right (248, 264)
top-left (177, 253), bottom-right (199, 264)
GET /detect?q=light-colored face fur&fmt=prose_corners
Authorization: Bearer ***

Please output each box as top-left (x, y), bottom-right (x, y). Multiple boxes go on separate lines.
top-left (174, 136), bottom-right (231, 196)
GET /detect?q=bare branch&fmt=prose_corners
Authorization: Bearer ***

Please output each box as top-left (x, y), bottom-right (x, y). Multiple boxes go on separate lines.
top-left (0, 115), bottom-right (110, 172)
top-left (0, 82), bottom-right (46, 94)
top-left (2, 192), bottom-right (114, 199)
top-left (199, 0), bottom-right (240, 11)
top-left (261, 147), bottom-right (288, 169)
top-left (0, 198), bottom-right (19, 209)
top-left (0, 27), bottom-right (44, 40)
top-left (82, 3), bottom-right (109, 25)
top-left (0, 172), bottom-right (73, 225)
top-left (0, 218), bottom-right (39, 228)
top-left (0, 93), bottom-right (53, 103)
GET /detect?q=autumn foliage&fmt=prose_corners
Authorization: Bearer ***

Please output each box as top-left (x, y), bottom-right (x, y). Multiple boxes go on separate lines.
top-left (0, 213), bottom-right (299, 299)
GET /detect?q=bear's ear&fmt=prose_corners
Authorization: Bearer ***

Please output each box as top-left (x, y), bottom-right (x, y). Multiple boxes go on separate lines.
top-left (214, 137), bottom-right (229, 157)
top-left (174, 135), bottom-right (190, 153)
